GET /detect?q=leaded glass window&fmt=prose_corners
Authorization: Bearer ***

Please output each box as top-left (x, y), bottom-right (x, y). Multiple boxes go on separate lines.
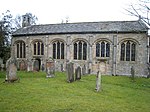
top-left (96, 41), bottom-right (110, 58)
top-left (16, 41), bottom-right (26, 58)
top-left (120, 41), bottom-right (136, 61)
top-left (33, 41), bottom-right (44, 56)
top-left (74, 40), bottom-right (87, 60)
top-left (52, 40), bottom-right (64, 59)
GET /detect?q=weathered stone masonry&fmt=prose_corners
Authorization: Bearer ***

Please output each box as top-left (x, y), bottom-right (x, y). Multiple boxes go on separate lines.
top-left (11, 20), bottom-right (149, 77)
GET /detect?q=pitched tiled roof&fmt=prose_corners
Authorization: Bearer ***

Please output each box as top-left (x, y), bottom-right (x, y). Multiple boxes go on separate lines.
top-left (12, 20), bottom-right (148, 36)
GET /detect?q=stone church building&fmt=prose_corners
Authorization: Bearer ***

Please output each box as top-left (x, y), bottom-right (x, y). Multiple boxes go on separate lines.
top-left (11, 16), bottom-right (150, 77)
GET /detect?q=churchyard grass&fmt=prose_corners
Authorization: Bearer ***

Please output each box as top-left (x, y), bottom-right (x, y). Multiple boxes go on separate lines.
top-left (0, 71), bottom-right (150, 112)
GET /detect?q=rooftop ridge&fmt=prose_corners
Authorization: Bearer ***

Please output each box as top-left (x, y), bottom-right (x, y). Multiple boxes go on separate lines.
top-left (13, 20), bottom-right (148, 36)
top-left (34, 20), bottom-right (140, 26)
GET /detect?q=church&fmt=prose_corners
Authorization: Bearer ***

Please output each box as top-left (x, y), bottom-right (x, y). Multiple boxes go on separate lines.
top-left (11, 15), bottom-right (149, 77)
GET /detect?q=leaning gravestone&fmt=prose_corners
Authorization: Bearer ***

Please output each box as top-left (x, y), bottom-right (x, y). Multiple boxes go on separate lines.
top-left (33, 60), bottom-right (39, 71)
top-left (147, 63), bottom-right (150, 78)
top-left (41, 64), bottom-right (45, 71)
top-left (61, 64), bottom-right (64, 72)
top-left (82, 65), bottom-right (86, 75)
top-left (1, 64), bottom-right (4, 71)
top-left (66, 62), bottom-right (74, 83)
top-left (75, 66), bottom-right (81, 80)
top-left (27, 60), bottom-right (32, 72)
top-left (131, 66), bottom-right (135, 81)
top-left (5, 57), bottom-right (19, 83)
top-left (46, 59), bottom-right (55, 78)
top-left (95, 71), bottom-right (101, 92)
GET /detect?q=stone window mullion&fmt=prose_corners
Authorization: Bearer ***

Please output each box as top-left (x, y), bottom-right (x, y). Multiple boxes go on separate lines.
top-left (99, 42), bottom-right (101, 57)
top-left (55, 42), bottom-right (57, 59)
top-left (40, 42), bottom-right (41, 55)
top-left (124, 42), bottom-right (126, 61)
top-left (36, 42), bottom-right (38, 55)
top-left (59, 42), bottom-right (62, 59)
top-left (130, 42), bottom-right (132, 61)
top-left (22, 42), bottom-right (24, 58)
top-left (81, 41), bottom-right (83, 60)
top-left (104, 41), bottom-right (106, 57)
top-left (19, 43), bottom-right (21, 58)
top-left (77, 42), bottom-right (79, 60)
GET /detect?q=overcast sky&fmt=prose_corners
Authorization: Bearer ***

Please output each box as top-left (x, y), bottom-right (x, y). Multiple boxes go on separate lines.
top-left (0, 0), bottom-right (138, 24)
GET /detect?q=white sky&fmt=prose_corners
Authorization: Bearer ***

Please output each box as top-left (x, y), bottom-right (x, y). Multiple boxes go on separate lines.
top-left (0, 0), bottom-right (138, 24)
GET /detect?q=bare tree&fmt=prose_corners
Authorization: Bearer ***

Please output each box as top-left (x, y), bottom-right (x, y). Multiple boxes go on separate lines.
top-left (125, 0), bottom-right (150, 26)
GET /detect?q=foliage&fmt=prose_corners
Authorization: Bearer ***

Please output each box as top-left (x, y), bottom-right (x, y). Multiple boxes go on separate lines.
top-left (0, 71), bottom-right (150, 112)
top-left (0, 10), bottom-right (38, 63)
top-left (0, 10), bottom-right (13, 63)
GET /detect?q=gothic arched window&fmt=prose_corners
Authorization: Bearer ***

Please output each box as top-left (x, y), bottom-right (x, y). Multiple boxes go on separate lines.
top-left (74, 40), bottom-right (87, 60)
top-left (52, 40), bottom-right (64, 59)
top-left (33, 41), bottom-right (44, 55)
top-left (16, 41), bottom-right (26, 58)
top-left (74, 43), bottom-right (77, 59)
top-left (120, 41), bottom-right (136, 61)
top-left (96, 41), bottom-right (110, 58)
top-left (120, 43), bottom-right (125, 61)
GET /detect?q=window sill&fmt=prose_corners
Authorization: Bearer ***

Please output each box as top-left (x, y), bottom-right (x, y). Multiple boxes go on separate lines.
top-left (96, 57), bottom-right (110, 61)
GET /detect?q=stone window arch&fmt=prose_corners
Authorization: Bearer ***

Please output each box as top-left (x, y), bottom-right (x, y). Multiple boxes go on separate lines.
top-left (120, 40), bottom-right (136, 61)
top-left (74, 40), bottom-right (87, 60)
top-left (96, 41), bottom-right (110, 57)
top-left (52, 40), bottom-right (64, 59)
top-left (16, 40), bottom-right (26, 58)
top-left (33, 41), bottom-right (44, 55)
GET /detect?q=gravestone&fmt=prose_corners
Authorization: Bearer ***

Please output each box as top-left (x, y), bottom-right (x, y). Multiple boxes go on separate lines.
top-left (147, 63), bottom-right (150, 78)
top-left (61, 64), bottom-right (64, 72)
top-left (5, 57), bottom-right (19, 83)
top-left (27, 60), bottom-right (32, 72)
top-left (46, 60), bottom-right (55, 78)
top-left (42, 64), bottom-right (45, 71)
top-left (95, 71), bottom-right (101, 92)
top-left (1, 64), bottom-right (4, 71)
top-left (131, 66), bottom-right (135, 81)
top-left (20, 60), bottom-right (26, 71)
top-left (82, 65), bottom-right (86, 75)
top-left (75, 66), bottom-right (81, 80)
top-left (66, 62), bottom-right (74, 83)
top-left (33, 60), bottom-right (40, 71)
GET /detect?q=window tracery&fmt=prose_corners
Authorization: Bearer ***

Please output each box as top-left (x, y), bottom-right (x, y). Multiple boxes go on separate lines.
top-left (120, 41), bottom-right (136, 61)
top-left (74, 40), bottom-right (87, 60)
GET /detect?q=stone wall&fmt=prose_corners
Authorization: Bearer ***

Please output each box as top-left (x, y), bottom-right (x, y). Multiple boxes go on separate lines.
top-left (11, 32), bottom-right (148, 76)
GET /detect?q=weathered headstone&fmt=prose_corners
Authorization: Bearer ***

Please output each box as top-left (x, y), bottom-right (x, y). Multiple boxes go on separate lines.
top-left (46, 60), bottom-right (55, 78)
top-left (147, 63), bottom-right (150, 78)
top-left (82, 65), bottom-right (86, 75)
top-left (66, 62), bottom-right (74, 83)
top-left (131, 66), bottom-right (135, 81)
top-left (61, 64), bottom-right (64, 72)
top-left (33, 60), bottom-right (40, 71)
top-left (1, 64), bottom-right (4, 71)
top-left (20, 60), bottom-right (26, 71)
top-left (27, 60), bottom-right (32, 72)
top-left (88, 69), bottom-right (91, 74)
top-left (5, 57), bottom-right (19, 83)
top-left (75, 66), bottom-right (81, 80)
top-left (95, 71), bottom-right (101, 92)
top-left (42, 64), bottom-right (45, 71)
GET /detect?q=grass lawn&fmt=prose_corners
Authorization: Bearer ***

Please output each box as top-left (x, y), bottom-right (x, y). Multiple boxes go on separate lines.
top-left (0, 71), bottom-right (150, 112)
